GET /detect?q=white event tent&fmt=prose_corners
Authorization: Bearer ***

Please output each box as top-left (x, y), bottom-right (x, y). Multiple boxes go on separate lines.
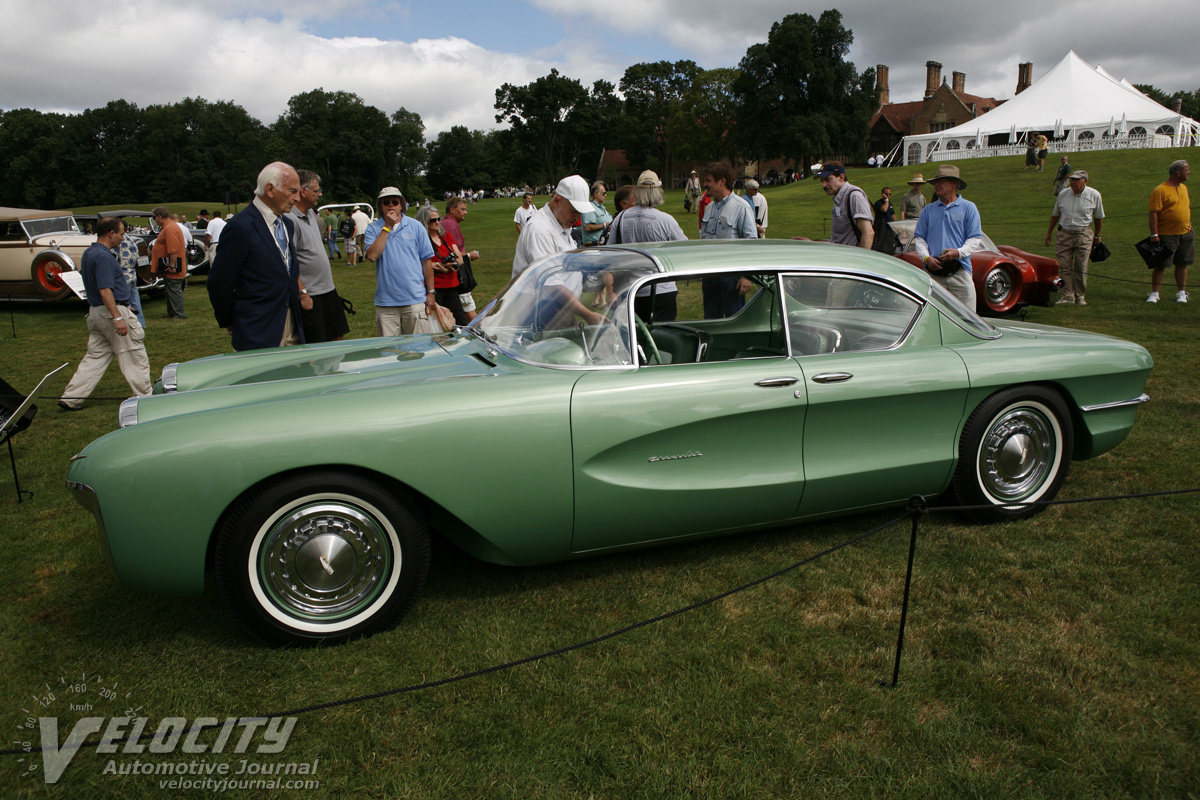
top-left (902, 51), bottom-right (1199, 165)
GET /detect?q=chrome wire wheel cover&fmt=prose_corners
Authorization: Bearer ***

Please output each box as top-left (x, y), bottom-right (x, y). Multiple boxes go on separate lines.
top-left (249, 496), bottom-right (399, 628)
top-left (984, 267), bottom-right (1014, 306)
top-left (977, 402), bottom-right (1062, 505)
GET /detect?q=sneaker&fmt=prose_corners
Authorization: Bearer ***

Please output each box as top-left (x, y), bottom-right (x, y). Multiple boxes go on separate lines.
top-left (1055, 298), bottom-right (1074, 305)
top-left (1146, 292), bottom-right (1160, 303)
top-left (1177, 291), bottom-right (1189, 303)
top-left (1075, 297), bottom-right (1087, 306)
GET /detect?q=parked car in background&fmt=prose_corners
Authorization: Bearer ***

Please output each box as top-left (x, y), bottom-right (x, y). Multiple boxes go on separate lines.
top-left (67, 240), bottom-right (1151, 645)
top-left (888, 219), bottom-right (1062, 316)
top-left (0, 207), bottom-right (95, 300)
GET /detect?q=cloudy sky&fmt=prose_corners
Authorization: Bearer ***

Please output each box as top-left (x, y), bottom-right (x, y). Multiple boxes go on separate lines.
top-left (2, 0), bottom-right (1196, 137)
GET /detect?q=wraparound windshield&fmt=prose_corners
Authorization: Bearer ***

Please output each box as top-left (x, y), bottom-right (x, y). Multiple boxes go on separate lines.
top-left (475, 249), bottom-right (660, 367)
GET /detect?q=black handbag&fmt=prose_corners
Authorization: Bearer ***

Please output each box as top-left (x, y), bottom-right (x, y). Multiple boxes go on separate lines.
top-left (456, 254), bottom-right (478, 294)
top-left (1090, 240), bottom-right (1111, 262)
top-left (1134, 237), bottom-right (1173, 269)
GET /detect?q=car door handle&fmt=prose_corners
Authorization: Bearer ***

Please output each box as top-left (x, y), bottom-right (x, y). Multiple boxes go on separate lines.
top-left (812, 372), bottom-right (853, 384)
top-left (754, 376), bottom-right (799, 388)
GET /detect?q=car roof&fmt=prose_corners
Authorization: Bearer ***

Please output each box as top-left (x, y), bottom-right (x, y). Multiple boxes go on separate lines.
top-left (609, 239), bottom-right (933, 296)
top-left (0, 207), bottom-right (73, 221)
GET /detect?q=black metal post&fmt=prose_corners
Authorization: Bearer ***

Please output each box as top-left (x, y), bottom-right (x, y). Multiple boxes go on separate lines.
top-left (881, 495), bottom-right (926, 688)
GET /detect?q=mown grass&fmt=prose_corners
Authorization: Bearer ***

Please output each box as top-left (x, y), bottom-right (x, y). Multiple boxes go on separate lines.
top-left (1, 148), bottom-right (1198, 798)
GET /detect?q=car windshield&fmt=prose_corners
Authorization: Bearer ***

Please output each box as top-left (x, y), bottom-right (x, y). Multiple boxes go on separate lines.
top-left (474, 249), bottom-right (660, 367)
top-left (929, 279), bottom-right (997, 336)
top-left (22, 216), bottom-right (80, 238)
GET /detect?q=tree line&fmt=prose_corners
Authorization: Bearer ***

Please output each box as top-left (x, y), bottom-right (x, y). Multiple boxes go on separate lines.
top-left (7, 10), bottom-right (1190, 210)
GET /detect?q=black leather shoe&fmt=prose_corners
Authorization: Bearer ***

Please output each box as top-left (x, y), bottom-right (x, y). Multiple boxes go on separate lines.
top-left (58, 400), bottom-right (79, 412)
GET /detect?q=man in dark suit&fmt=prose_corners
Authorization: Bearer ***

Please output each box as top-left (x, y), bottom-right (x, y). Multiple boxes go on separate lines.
top-left (208, 162), bottom-right (307, 351)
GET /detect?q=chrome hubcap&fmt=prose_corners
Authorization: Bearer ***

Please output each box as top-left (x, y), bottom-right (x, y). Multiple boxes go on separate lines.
top-left (985, 268), bottom-right (1013, 305)
top-left (259, 502), bottom-right (393, 620)
top-left (979, 408), bottom-right (1056, 502)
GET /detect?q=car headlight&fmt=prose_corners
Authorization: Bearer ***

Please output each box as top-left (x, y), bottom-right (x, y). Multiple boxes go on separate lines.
top-left (161, 362), bottom-right (178, 392)
top-left (118, 397), bottom-right (139, 428)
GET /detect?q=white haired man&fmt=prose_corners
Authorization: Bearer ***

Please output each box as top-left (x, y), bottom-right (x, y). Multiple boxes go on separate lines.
top-left (208, 161), bottom-right (306, 350)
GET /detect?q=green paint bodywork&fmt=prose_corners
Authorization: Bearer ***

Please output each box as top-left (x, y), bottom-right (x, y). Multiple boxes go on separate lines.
top-left (66, 240), bottom-right (1152, 597)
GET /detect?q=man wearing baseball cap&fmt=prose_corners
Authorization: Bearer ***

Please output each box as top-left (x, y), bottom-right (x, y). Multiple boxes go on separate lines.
top-left (912, 164), bottom-right (982, 309)
top-left (365, 186), bottom-right (437, 335)
top-left (512, 175), bottom-right (593, 278)
top-left (1045, 169), bottom-right (1104, 306)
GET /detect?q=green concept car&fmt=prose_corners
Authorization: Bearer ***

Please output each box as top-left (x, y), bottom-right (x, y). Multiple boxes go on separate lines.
top-left (67, 240), bottom-right (1152, 645)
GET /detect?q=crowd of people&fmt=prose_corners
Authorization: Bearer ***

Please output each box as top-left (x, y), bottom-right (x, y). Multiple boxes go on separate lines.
top-left (56, 155), bottom-right (1191, 410)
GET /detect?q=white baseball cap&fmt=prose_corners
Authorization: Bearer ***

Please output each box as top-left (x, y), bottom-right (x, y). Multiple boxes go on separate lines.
top-left (554, 175), bottom-right (593, 214)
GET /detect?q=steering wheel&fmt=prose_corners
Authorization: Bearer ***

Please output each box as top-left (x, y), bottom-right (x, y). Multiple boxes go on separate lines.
top-left (634, 314), bottom-right (662, 365)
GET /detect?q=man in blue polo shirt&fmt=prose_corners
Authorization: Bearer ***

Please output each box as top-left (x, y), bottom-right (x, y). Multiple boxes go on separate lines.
top-left (59, 217), bottom-right (152, 410)
top-left (912, 164), bottom-right (982, 309)
top-left (365, 186), bottom-right (436, 335)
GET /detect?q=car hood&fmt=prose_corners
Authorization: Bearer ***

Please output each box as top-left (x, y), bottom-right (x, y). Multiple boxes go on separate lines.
top-left (132, 333), bottom-right (504, 425)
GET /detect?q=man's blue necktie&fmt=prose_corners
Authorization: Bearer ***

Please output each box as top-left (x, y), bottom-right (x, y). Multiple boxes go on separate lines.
top-left (274, 218), bottom-right (288, 266)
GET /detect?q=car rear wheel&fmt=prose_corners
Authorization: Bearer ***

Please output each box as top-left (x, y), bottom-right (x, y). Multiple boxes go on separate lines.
top-left (981, 263), bottom-right (1022, 315)
top-left (215, 471), bottom-right (430, 645)
top-left (31, 253), bottom-right (73, 300)
top-left (954, 386), bottom-right (1073, 521)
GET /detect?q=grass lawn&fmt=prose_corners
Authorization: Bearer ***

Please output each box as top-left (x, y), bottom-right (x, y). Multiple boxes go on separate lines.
top-left (1, 148), bottom-right (1198, 798)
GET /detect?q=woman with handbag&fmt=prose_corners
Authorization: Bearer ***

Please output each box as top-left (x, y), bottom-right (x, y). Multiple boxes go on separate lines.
top-left (415, 205), bottom-right (469, 326)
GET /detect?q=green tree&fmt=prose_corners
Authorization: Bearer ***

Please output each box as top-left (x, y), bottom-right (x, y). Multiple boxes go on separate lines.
top-left (57, 100), bottom-right (145, 207)
top-left (563, 80), bottom-right (623, 177)
top-left (0, 109), bottom-right (68, 208)
top-left (495, 68), bottom-right (589, 184)
top-left (619, 60), bottom-right (701, 178)
top-left (425, 125), bottom-right (484, 194)
top-left (1134, 84), bottom-right (1200, 121)
top-left (390, 107), bottom-right (429, 199)
top-left (733, 11), bottom-right (876, 174)
top-left (274, 90), bottom-right (395, 201)
top-left (668, 68), bottom-right (741, 165)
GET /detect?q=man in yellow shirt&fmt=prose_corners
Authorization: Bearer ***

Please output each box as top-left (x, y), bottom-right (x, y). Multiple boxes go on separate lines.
top-left (1147, 160), bottom-right (1192, 303)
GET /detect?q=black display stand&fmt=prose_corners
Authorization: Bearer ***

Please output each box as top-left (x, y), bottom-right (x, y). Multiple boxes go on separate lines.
top-left (0, 364), bottom-right (68, 502)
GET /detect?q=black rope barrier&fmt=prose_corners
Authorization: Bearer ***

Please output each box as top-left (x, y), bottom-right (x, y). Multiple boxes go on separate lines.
top-left (3, 485), bottom-right (1198, 758)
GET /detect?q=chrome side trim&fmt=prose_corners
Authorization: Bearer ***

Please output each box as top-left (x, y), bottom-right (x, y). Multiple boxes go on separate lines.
top-left (66, 480), bottom-right (118, 577)
top-left (161, 362), bottom-right (179, 392)
top-left (1080, 393), bottom-right (1150, 413)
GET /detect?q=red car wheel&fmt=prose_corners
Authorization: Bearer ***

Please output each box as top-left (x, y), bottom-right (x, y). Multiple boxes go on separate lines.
top-left (981, 263), bottom-right (1022, 315)
top-left (31, 254), bottom-right (73, 300)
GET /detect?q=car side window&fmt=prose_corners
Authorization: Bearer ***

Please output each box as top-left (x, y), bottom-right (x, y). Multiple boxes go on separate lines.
top-left (638, 272), bottom-right (788, 365)
top-left (781, 274), bottom-right (921, 354)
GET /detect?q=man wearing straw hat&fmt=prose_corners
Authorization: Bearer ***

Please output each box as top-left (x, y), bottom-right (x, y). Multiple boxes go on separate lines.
top-left (898, 174), bottom-right (927, 220)
top-left (912, 164), bottom-right (982, 309)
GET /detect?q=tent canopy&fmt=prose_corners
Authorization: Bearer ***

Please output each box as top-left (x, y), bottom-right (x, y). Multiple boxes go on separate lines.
top-left (902, 51), bottom-right (1198, 161)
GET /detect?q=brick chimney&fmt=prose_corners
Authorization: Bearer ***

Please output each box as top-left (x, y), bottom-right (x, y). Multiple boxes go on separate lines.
top-left (952, 71), bottom-right (966, 95)
top-left (1173, 98), bottom-right (1183, 113)
top-left (1016, 62), bottom-right (1033, 94)
top-left (876, 64), bottom-right (890, 105)
top-left (925, 61), bottom-right (942, 98)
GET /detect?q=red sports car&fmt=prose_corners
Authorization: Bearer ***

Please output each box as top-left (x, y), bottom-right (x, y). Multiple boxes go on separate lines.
top-left (889, 219), bottom-right (1062, 315)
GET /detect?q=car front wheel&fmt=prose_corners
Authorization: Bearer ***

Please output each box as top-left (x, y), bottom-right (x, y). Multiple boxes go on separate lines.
top-left (31, 253), bottom-right (73, 300)
top-left (215, 471), bottom-right (430, 645)
top-left (981, 263), bottom-right (1022, 315)
top-left (953, 386), bottom-right (1073, 521)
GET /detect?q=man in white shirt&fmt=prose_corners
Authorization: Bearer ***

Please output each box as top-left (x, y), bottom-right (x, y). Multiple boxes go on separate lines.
top-left (513, 193), bottom-right (537, 233)
top-left (350, 207), bottom-right (371, 266)
top-left (744, 179), bottom-right (768, 238)
top-left (205, 211), bottom-right (226, 266)
top-left (1045, 170), bottom-right (1104, 306)
top-left (512, 176), bottom-right (591, 279)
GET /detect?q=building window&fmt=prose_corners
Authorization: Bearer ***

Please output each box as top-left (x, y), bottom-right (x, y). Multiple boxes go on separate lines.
top-left (1078, 131), bottom-right (1095, 140)
top-left (946, 139), bottom-right (961, 150)
top-left (928, 122), bottom-right (954, 133)
top-left (926, 142), bottom-right (941, 158)
top-left (1155, 125), bottom-right (1175, 135)
top-left (908, 143), bottom-right (922, 164)
top-left (1129, 126), bottom-right (1147, 137)
top-left (965, 139), bottom-right (978, 149)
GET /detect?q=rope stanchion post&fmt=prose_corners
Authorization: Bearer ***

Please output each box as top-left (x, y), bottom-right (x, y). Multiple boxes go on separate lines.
top-left (880, 494), bottom-right (927, 689)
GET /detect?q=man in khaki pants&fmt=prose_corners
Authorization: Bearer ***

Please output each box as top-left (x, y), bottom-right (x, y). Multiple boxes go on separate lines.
top-left (59, 217), bottom-right (152, 410)
top-left (1045, 169), bottom-right (1104, 306)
